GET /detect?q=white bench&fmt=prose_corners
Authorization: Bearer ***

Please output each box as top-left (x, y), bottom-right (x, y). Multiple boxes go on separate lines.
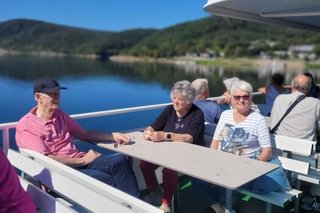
top-left (238, 188), bottom-right (302, 213)
top-left (203, 129), bottom-right (303, 213)
top-left (19, 176), bottom-right (77, 213)
top-left (273, 135), bottom-right (320, 201)
top-left (8, 149), bottom-right (79, 213)
top-left (271, 134), bottom-right (318, 186)
top-left (235, 134), bottom-right (311, 213)
top-left (9, 148), bottom-right (162, 213)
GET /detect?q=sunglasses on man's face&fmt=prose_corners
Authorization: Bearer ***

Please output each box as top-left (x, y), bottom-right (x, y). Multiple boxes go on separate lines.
top-left (233, 95), bottom-right (250, 101)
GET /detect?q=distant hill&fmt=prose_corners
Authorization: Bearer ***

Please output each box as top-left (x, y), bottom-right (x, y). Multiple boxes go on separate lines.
top-left (0, 19), bottom-right (156, 58)
top-left (0, 17), bottom-right (319, 58)
top-left (128, 17), bottom-right (320, 58)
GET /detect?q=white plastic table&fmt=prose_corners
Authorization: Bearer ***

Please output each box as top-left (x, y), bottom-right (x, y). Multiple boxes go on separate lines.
top-left (98, 131), bottom-right (277, 211)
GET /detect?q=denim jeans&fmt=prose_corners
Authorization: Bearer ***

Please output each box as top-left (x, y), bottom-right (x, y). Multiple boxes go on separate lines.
top-left (249, 157), bottom-right (291, 194)
top-left (77, 153), bottom-right (140, 198)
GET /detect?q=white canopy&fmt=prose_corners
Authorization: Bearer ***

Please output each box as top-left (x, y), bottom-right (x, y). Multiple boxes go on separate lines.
top-left (204, 0), bottom-right (320, 31)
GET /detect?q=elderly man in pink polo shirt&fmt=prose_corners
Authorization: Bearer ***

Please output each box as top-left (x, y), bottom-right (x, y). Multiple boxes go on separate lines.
top-left (15, 76), bottom-right (139, 197)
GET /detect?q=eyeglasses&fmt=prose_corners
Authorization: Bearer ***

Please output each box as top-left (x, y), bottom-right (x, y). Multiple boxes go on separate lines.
top-left (233, 95), bottom-right (250, 101)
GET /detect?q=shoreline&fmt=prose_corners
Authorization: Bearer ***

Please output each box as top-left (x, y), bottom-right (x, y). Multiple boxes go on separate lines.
top-left (110, 55), bottom-right (310, 71)
top-left (0, 49), bottom-right (317, 71)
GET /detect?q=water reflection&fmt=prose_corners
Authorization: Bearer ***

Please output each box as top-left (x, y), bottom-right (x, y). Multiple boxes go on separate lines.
top-left (1, 55), bottom-right (317, 94)
top-left (0, 55), bottom-right (319, 124)
top-left (1, 55), bottom-right (320, 149)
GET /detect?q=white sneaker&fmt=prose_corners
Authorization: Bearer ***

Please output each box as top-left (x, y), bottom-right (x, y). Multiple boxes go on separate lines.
top-left (159, 203), bottom-right (171, 213)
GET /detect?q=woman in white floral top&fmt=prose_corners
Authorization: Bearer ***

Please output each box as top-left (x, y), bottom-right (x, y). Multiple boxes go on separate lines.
top-left (209, 80), bottom-right (272, 213)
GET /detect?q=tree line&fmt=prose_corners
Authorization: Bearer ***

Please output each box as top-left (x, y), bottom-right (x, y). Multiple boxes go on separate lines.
top-left (0, 17), bottom-right (319, 59)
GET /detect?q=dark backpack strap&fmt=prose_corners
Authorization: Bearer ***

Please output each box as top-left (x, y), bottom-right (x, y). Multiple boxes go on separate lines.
top-left (270, 95), bottom-right (305, 134)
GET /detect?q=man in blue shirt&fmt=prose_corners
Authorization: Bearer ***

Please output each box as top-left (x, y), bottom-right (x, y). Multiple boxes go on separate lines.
top-left (192, 78), bottom-right (221, 147)
top-left (192, 78), bottom-right (221, 125)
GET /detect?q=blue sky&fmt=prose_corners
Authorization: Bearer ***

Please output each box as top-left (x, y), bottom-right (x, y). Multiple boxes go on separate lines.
top-left (0, 0), bottom-right (210, 32)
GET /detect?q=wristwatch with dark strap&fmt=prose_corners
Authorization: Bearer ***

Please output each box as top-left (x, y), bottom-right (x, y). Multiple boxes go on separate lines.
top-left (166, 133), bottom-right (172, 140)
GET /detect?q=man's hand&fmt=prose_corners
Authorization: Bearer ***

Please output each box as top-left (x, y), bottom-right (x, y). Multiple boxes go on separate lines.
top-left (258, 87), bottom-right (266, 94)
top-left (82, 149), bottom-right (101, 165)
top-left (112, 132), bottom-right (130, 145)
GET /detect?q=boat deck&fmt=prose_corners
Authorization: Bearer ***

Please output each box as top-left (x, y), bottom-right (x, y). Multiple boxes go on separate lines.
top-left (175, 182), bottom-right (291, 213)
top-left (150, 176), bottom-right (314, 213)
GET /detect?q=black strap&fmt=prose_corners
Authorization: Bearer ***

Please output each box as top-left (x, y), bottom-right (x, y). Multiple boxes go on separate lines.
top-left (270, 95), bottom-right (305, 134)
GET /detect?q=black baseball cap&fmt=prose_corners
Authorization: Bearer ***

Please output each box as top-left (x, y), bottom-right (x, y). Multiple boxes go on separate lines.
top-left (33, 76), bottom-right (67, 93)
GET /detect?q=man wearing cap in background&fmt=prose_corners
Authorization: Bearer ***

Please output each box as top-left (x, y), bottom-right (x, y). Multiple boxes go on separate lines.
top-left (15, 76), bottom-right (140, 197)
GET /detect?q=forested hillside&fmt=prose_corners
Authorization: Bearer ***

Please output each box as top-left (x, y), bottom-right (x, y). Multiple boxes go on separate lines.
top-left (128, 17), bottom-right (320, 57)
top-left (0, 17), bottom-right (319, 58)
top-left (0, 19), bottom-right (156, 58)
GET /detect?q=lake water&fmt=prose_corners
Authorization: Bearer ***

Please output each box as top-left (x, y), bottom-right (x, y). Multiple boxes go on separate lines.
top-left (0, 55), bottom-right (318, 148)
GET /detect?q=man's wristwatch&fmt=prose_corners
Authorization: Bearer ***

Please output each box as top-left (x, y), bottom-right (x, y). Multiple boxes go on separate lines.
top-left (166, 133), bottom-right (172, 140)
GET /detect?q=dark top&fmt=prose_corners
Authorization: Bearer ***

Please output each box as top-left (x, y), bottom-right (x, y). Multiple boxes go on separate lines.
top-left (151, 104), bottom-right (205, 146)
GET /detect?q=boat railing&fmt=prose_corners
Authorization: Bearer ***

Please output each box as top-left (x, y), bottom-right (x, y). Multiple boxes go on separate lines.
top-left (0, 92), bottom-right (263, 153)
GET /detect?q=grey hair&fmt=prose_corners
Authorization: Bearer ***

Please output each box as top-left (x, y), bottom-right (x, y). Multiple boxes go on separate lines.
top-left (230, 80), bottom-right (253, 96)
top-left (291, 75), bottom-right (312, 94)
top-left (170, 80), bottom-right (196, 104)
top-left (191, 78), bottom-right (208, 97)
